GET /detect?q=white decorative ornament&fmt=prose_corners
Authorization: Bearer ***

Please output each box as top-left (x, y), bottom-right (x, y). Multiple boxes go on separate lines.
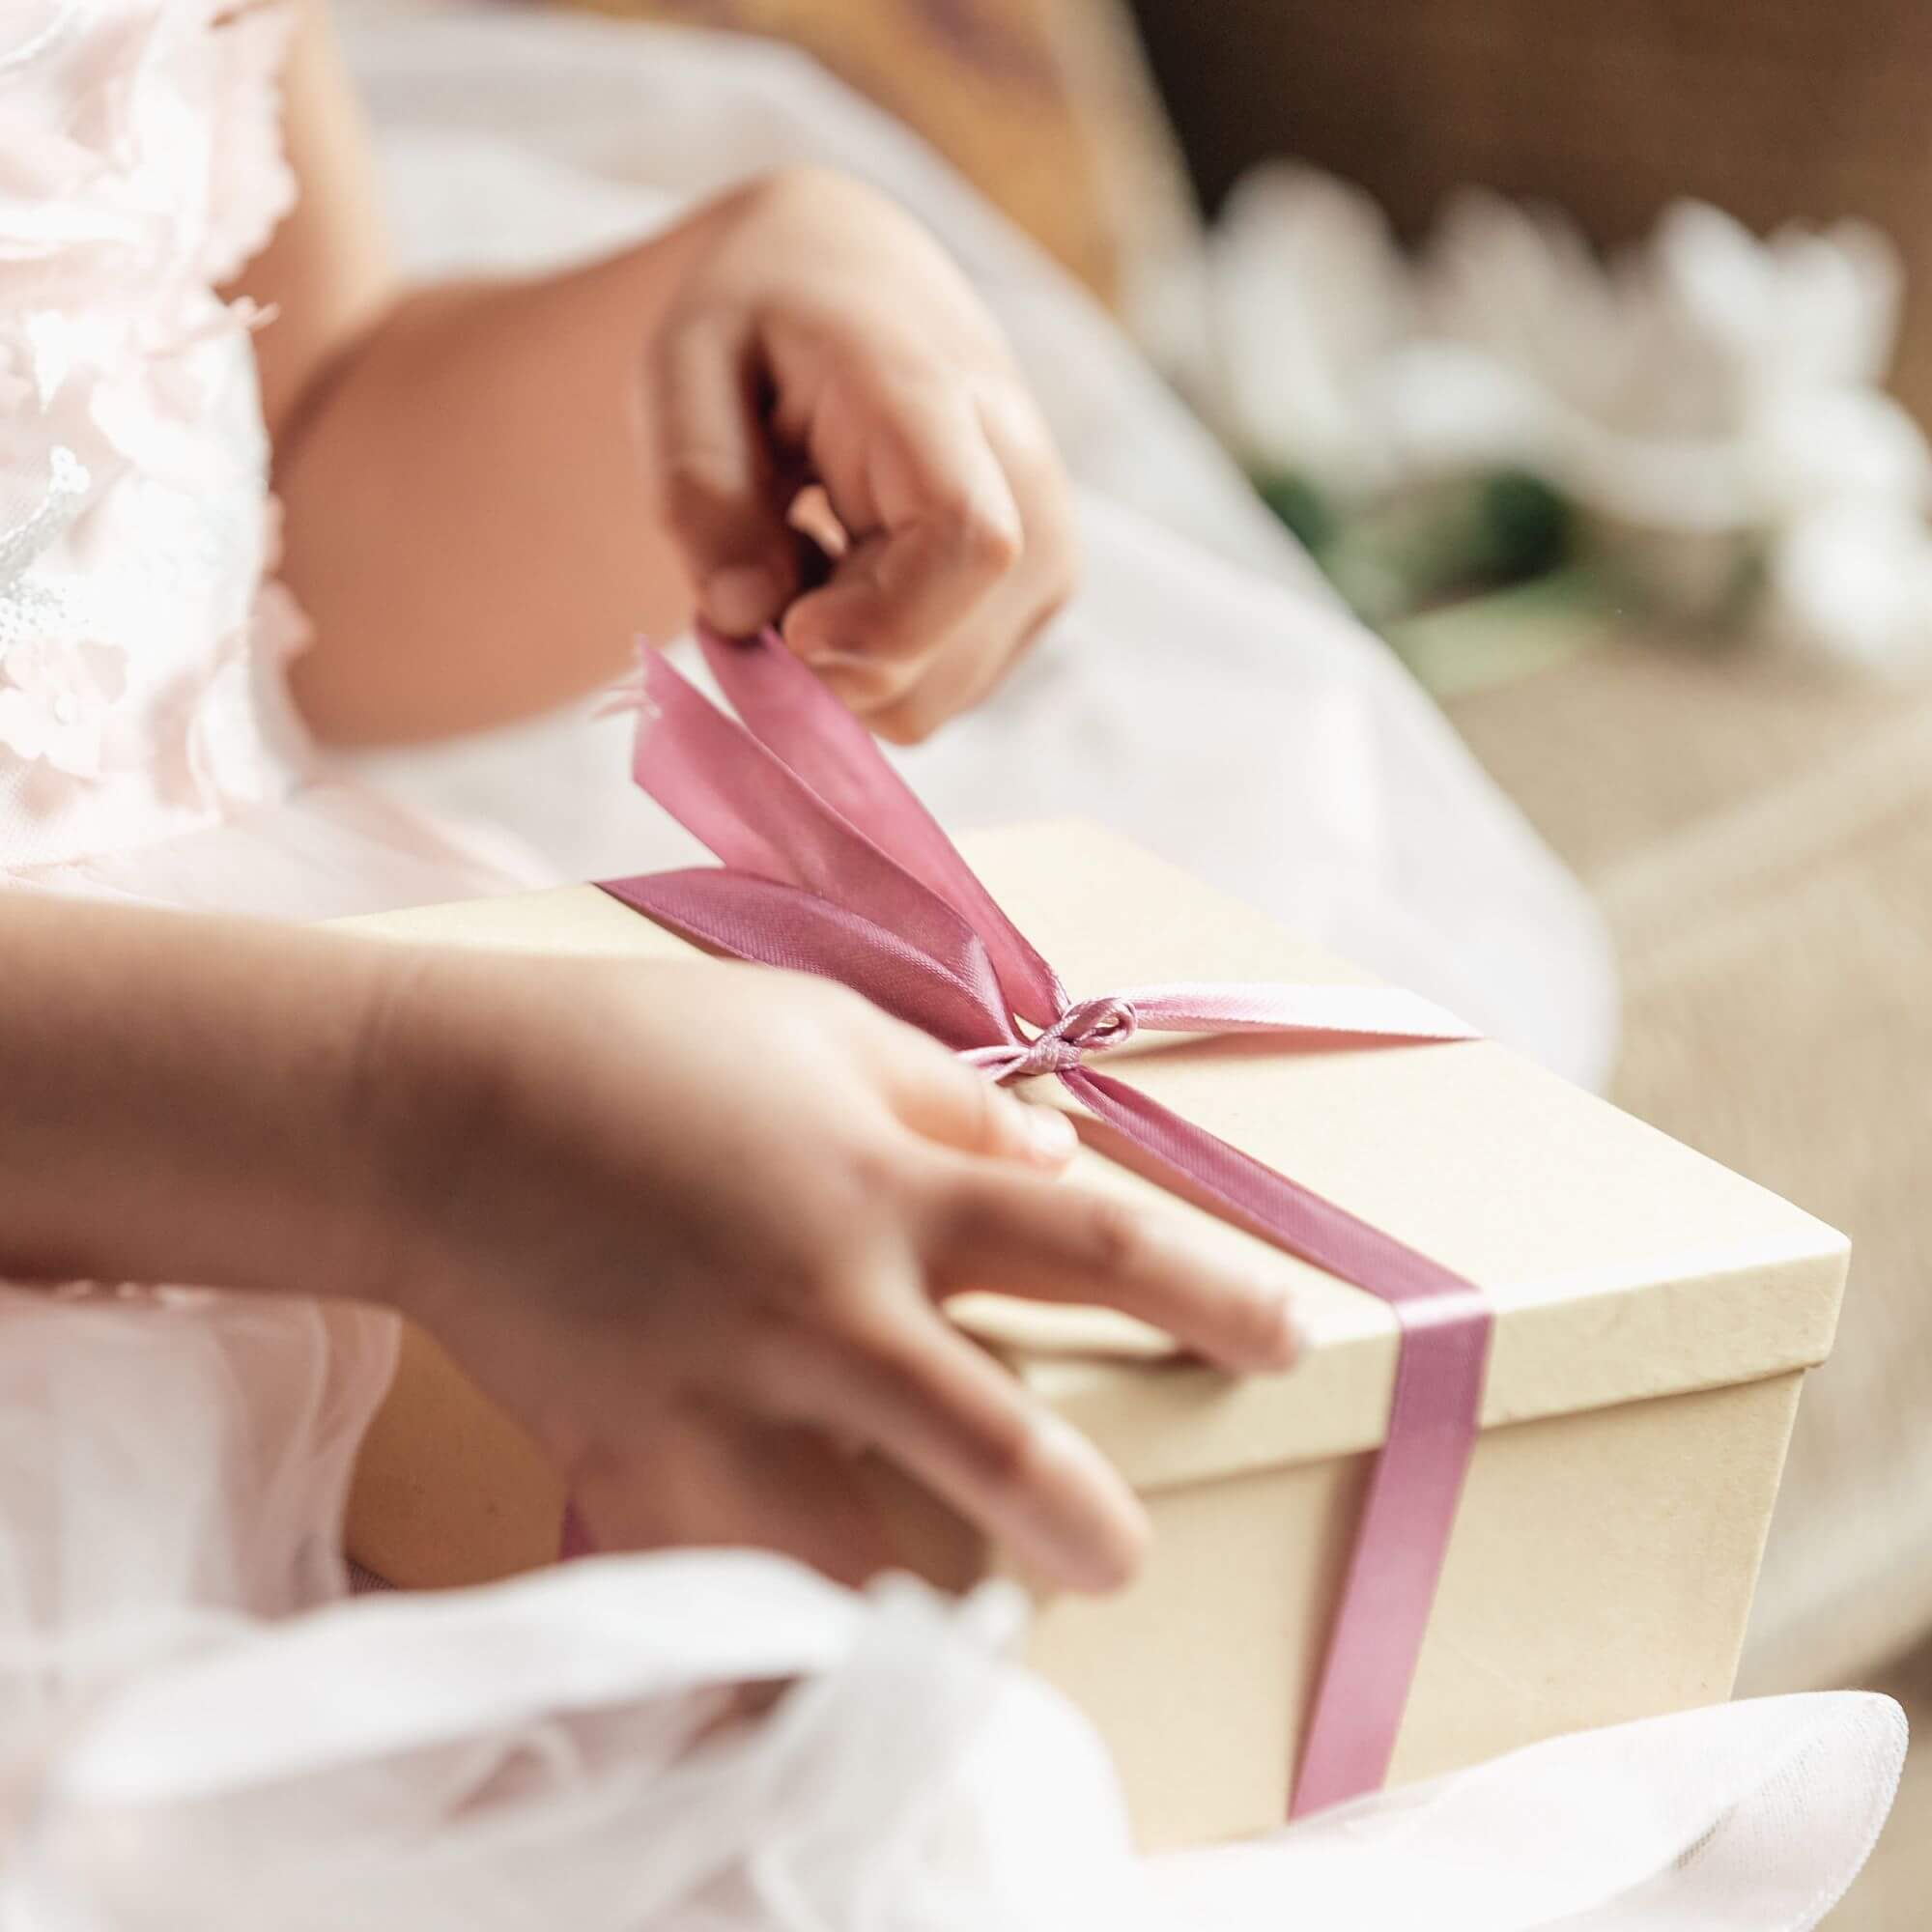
top-left (1181, 162), bottom-right (1932, 669)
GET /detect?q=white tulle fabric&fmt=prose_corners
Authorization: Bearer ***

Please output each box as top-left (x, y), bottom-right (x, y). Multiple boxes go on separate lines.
top-left (0, 6), bottom-right (1903, 1923)
top-left (0, 1292), bottom-right (1903, 1932)
top-left (0, 0), bottom-right (542, 897)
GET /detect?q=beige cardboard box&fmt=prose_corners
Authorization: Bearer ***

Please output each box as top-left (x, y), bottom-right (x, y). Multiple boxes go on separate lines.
top-left (334, 823), bottom-right (1846, 1850)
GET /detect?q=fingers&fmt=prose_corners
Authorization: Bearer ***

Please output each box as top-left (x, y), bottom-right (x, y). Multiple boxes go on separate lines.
top-left (570, 1406), bottom-right (898, 1589)
top-left (845, 1017), bottom-right (1077, 1169)
top-left (895, 1073), bottom-right (1080, 1171)
top-left (866, 389), bottom-right (1077, 740)
top-left (645, 320), bottom-right (802, 636)
top-left (784, 380), bottom-right (1076, 741)
top-left (833, 995), bottom-right (1297, 1373)
top-left (926, 1165), bottom-right (1303, 1376)
top-left (781, 386), bottom-right (1023, 705)
top-left (864, 587), bottom-right (1062, 747)
top-left (778, 1306), bottom-right (1150, 1592)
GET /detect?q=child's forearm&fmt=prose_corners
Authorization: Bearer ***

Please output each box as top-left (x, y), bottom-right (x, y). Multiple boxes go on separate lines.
top-left (272, 237), bottom-right (701, 745)
top-left (0, 894), bottom-right (410, 1298)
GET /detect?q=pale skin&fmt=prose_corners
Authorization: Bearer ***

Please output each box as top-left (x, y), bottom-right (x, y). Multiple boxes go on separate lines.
top-left (0, 1), bottom-right (1300, 1594)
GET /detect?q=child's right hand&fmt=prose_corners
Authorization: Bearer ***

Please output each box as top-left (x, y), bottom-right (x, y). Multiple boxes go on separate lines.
top-left (367, 952), bottom-right (1303, 1593)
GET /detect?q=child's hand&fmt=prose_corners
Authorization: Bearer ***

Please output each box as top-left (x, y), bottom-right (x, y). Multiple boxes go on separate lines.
top-left (640, 167), bottom-right (1078, 743)
top-left (373, 953), bottom-right (1299, 1593)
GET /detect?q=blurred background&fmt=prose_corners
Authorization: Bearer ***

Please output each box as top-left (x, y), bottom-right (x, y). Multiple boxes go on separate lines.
top-left (341, 3), bottom-right (1932, 1918)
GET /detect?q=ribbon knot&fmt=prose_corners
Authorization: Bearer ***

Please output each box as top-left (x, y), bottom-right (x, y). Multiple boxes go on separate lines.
top-left (967, 994), bottom-right (1140, 1082)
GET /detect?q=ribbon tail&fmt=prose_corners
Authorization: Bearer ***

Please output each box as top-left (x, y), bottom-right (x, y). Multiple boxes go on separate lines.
top-left (618, 648), bottom-right (1009, 982)
top-left (1116, 981), bottom-right (1479, 1044)
top-left (1061, 1066), bottom-right (1492, 1817)
top-left (1286, 1291), bottom-right (1489, 1816)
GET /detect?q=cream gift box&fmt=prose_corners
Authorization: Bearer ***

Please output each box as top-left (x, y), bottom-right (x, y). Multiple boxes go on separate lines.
top-left (333, 821), bottom-right (1847, 1852)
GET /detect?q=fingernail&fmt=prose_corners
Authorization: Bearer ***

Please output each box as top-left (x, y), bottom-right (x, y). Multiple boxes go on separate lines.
top-left (793, 640), bottom-right (869, 676)
top-left (1018, 1104), bottom-right (1079, 1166)
top-left (703, 562), bottom-right (783, 635)
top-left (1033, 1415), bottom-right (1149, 1592)
top-left (1262, 1293), bottom-right (1309, 1371)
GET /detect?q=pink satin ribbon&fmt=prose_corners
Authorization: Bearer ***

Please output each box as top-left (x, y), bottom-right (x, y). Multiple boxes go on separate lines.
top-left (595, 622), bottom-right (1493, 1818)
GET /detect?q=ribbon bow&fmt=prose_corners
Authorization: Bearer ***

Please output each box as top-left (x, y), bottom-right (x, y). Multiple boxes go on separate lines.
top-left (600, 623), bottom-right (1493, 1818)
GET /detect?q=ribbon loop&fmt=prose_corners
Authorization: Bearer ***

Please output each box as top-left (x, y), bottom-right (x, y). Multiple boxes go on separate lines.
top-left (1009, 994), bottom-right (1139, 1080)
top-left (956, 993), bottom-right (1140, 1081)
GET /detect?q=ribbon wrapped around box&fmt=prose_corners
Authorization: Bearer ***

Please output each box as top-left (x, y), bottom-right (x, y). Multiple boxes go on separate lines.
top-left (339, 628), bottom-right (1850, 1850)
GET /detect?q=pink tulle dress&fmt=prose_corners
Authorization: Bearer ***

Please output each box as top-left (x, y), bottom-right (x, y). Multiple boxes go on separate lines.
top-left (0, 0), bottom-right (535, 917)
top-left (0, 6), bottom-right (1902, 1926)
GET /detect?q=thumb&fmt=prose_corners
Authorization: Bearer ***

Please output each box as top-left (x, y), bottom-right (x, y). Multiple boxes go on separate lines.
top-left (877, 1039), bottom-right (1081, 1170)
top-left (645, 323), bottom-right (800, 635)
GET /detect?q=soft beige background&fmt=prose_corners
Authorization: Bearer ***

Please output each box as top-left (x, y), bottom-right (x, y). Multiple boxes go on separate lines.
top-left (549, 0), bottom-right (1196, 309)
top-left (1445, 639), bottom-right (1932, 1926)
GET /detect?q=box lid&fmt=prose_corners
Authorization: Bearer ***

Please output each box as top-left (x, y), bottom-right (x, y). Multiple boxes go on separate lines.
top-left (334, 822), bottom-right (1847, 1497)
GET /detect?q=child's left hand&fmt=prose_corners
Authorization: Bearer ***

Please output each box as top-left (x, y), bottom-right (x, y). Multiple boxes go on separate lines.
top-left (635, 167), bottom-right (1078, 743)
top-left (263, 19), bottom-right (1079, 747)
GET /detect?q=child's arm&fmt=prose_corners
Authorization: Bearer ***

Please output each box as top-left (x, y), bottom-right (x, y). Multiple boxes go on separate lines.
top-left (243, 2), bottom-right (1076, 748)
top-left (0, 892), bottom-right (404, 1299)
top-left (0, 894), bottom-right (1295, 1589)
